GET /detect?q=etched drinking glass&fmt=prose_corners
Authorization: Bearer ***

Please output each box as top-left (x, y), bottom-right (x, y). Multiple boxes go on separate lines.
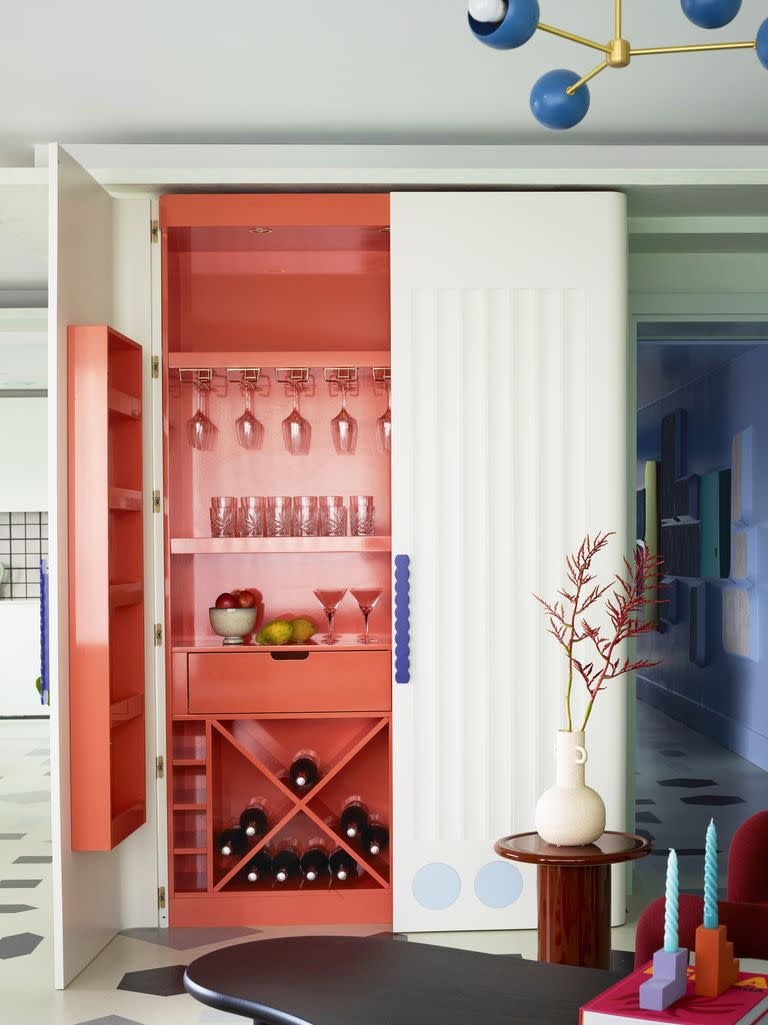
top-left (319, 496), bottom-right (347, 537)
top-left (293, 496), bottom-right (319, 537)
top-left (266, 496), bottom-right (293, 537)
top-left (210, 497), bottom-right (237, 537)
top-left (349, 495), bottom-right (374, 536)
top-left (239, 496), bottom-right (265, 537)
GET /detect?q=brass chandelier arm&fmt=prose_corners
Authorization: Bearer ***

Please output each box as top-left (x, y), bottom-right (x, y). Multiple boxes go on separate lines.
top-left (537, 22), bottom-right (611, 54)
top-left (565, 60), bottom-right (611, 95)
top-left (631, 40), bottom-right (756, 55)
top-left (615, 0), bottom-right (622, 40)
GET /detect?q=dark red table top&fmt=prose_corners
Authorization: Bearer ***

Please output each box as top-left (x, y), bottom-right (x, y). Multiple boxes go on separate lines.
top-left (495, 831), bottom-right (652, 867)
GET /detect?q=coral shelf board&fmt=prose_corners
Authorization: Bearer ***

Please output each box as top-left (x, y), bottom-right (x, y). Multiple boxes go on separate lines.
top-left (108, 386), bottom-right (141, 419)
top-left (110, 693), bottom-right (144, 729)
top-left (111, 801), bottom-right (146, 847)
top-left (108, 488), bottom-right (143, 512)
top-left (109, 581), bottom-right (143, 608)
top-left (170, 536), bottom-right (391, 555)
top-left (167, 350), bottom-right (390, 371)
top-left (173, 803), bottom-right (207, 812)
top-left (172, 635), bottom-right (391, 654)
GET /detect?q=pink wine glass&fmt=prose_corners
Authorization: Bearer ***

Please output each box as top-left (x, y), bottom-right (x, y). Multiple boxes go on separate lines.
top-left (313, 588), bottom-right (347, 645)
top-left (376, 381), bottom-right (391, 454)
top-left (186, 380), bottom-right (217, 451)
top-left (351, 588), bottom-right (382, 644)
top-left (282, 383), bottom-right (311, 455)
top-left (330, 383), bottom-right (358, 455)
top-left (235, 381), bottom-right (264, 450)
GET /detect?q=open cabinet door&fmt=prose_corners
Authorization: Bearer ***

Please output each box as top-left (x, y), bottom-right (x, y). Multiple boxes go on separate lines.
top-left (391, 192), bottom-right (629, 932)
top-left (48, 145), bottom-right (158, 987)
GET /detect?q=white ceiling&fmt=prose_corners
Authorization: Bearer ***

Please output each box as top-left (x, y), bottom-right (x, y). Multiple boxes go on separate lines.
top-left (1, 0), bottom-right (767, 165)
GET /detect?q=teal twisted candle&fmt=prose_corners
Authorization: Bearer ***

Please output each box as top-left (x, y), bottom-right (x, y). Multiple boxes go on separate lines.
top-left (664, 848), bottom-right (679, 952)
top-left (704, 818), bottom-right (718, 930)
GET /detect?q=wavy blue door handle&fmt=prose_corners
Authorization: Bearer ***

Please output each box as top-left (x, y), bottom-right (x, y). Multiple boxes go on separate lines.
top-left (394, 554), bottom-right (411, 684)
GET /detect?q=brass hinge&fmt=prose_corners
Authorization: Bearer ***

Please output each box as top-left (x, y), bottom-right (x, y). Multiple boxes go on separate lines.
top-left (151, 355), bottom-right (160, 379)
top-left (158, 885), bottom-right (166, 909)
top-left (154, 623), bottom-right (163, 647)
top-left (156, 754), bottom-right (164, 779)
top-left (152, 490), bottom-right (161, 513)
top-left (151, 219), bottom-right (159, 243)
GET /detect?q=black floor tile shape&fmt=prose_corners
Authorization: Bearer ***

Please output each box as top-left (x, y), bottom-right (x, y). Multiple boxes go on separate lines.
top-left (658, 778), bottom-right (717, 789)
top-left (659, 749), bottom-right (687, 758)
top-left (117, 964), bottom-right (187, 997)
top-left (681, 795), bottom-right (745, 806)
top-left (0, 834), bottom-right (25, 840)
top-left (120, 926), bottom-right (260, 951)
top-left (0, 932), bottom-right (43, 958)
top-left (75, 1017), bottom-right (145, 1025)
top-left (0, 880), bottom-right (42, 888)
top-left (0, 904), bottom-right (36, 913)
top-left (635, 799), bottom-right (656, 806)
top-left (13, 856), bottom-right (52, 865)
top-left (611, 949), bottom-right (635, 975)
top-left (635, 829), bottom-right (655, 844)
top-left (636, 811), bottom-right (661, 824)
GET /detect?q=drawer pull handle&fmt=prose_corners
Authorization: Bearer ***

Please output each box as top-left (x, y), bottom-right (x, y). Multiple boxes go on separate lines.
top-left (394, 553), bottom-right (411, 684)
top-left (269, 651), bottom-right (310, 662)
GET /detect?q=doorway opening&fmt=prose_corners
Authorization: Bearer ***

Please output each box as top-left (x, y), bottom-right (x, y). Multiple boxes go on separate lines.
top-left (633, 321), bottom-right (768, 905)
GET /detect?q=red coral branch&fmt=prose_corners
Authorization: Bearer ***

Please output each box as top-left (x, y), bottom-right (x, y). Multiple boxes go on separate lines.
top-left (534, 534), bottom-right (664, 733)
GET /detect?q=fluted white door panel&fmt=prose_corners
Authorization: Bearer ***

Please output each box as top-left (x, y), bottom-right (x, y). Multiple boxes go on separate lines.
top-left (391, 193), bottom-right (628, 932)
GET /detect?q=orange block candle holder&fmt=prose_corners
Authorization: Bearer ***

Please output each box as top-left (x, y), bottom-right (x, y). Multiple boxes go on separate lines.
top-left (694, 925), bottom-right (740, 997)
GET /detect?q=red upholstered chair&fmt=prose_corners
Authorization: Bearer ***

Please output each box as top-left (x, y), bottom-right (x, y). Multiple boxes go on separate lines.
top-left (634, 894), bottom-right (768, 968)
top-left (727, 810), bottom-right (768, 905)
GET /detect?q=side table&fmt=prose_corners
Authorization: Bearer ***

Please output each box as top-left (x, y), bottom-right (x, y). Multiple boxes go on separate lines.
top-left (495, 831), bottom-right (651, 970)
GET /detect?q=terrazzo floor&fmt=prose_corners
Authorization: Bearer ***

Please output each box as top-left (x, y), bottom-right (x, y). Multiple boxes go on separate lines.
top-left (1, 702), bottom-right (765, 1024)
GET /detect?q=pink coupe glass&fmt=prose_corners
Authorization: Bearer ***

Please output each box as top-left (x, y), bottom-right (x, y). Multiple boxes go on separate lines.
top-left (351, 588), bottom-right (382, 644)
top-left (313, 588), bottom-right (347, 645)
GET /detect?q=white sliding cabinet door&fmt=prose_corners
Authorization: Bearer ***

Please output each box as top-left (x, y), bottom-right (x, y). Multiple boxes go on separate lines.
top-left (391, 192), bottom-right (628, 932)
top-left (48, 145), bottom-right (158, 987)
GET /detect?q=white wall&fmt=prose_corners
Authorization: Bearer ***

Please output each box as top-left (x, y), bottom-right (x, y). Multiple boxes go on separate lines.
top-left (0, 395), bottom-right (47, 717)
top-left (0, 395), bottom-right (47, 510)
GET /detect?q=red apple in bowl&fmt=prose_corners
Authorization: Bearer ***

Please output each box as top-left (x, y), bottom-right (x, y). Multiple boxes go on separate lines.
top-left (236, 589), bottom-right (257, 608)
top-left (215, 592), bottom-right (237, 609)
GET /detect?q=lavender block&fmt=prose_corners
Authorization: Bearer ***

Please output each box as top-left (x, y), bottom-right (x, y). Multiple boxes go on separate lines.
top-left (639, 948), bottom-right (689, 1011)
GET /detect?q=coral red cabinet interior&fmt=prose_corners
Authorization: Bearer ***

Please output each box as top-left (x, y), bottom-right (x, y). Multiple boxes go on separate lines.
top-left (68, 324), bottom-right (146, 851)
top-left (160, 193), bottom-right (393, 926)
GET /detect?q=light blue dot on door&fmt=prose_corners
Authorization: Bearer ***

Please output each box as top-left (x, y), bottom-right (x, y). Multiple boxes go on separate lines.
top-left (474, 861), bottom-right (523, 908)
top-left (412, 863), bottom-right (461, 910)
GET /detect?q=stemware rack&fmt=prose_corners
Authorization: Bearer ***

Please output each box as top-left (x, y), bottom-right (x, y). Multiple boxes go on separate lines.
top-left (162, 192), bottom-right (393, 926)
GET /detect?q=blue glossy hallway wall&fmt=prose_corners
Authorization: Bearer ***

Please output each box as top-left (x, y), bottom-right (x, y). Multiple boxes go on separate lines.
top-left (637, 344), bottom-right (768, 771)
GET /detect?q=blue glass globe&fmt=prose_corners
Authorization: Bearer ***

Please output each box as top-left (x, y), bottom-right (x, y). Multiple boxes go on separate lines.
top-left (469, 0), bottom-right (540, 50)
top-left (757, 18), bottom-right (768, 69)
top-left (681, 0), bottom-right (742, 29)
top-left (530, 70), bottom-right (590, 130)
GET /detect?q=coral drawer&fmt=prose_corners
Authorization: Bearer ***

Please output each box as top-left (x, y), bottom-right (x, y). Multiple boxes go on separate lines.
top-left (187, 650), bottom-right (391, 714)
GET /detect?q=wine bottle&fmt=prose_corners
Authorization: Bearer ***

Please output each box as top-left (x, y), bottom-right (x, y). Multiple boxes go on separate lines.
top-left (340, 797), bottom-right (368, 839)
top-left (329, 847), bottom-right (357, 882)
top-left (218, 827), bottom-right (248, 858)
top-left (300, 837), bottom-right (331, 882)
top-left (272, 839), bottom-right (300, 883)
top-left (245, 847), bottom-right (273, 883)
top-left (364, 818), bottom-right (389, 857)
top-left (290, 749), bottom-right (319, 789)
top-left (239, 800), bottom-right (268, 840)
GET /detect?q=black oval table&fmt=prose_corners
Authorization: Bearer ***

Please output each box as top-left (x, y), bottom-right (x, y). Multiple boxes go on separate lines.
top-left (184, 936), bottom-right (622, 1025)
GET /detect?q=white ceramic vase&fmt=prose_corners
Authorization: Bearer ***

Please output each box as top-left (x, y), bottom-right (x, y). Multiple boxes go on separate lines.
top-left (534, 730), bottom-right (606, 846)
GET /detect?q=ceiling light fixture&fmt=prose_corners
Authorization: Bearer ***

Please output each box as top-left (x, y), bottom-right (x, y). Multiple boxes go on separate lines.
top-left (468, 0), bottom-right (768, 130)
